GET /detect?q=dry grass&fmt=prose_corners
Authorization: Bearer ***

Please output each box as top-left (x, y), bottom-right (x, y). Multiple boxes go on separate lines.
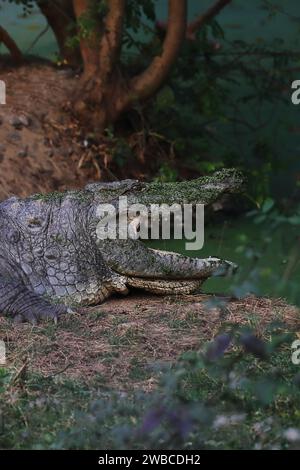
top-left (0, 293), bottom-right (299, 390)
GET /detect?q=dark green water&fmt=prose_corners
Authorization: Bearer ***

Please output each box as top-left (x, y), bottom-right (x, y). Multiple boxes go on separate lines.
top-left (2, 1), bottom-right (300, 58)
top-left (147, 217), bottom-right (300, 305)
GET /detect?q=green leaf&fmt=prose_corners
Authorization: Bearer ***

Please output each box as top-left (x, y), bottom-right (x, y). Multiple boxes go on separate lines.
top-left (261, 198), bottom-right (275, 213)
top-left (155, 87), bottom-right (175, 111)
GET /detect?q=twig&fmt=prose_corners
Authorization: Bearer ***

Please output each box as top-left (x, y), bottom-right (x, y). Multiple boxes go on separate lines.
top-left (44, 363), bottom-right (71, 378)
top-left (10, 358), bottom-right (29, 385)
top-left (187, 0), bottom-right (232, 39)
top-left (25, 24), bottom-right (50, 54)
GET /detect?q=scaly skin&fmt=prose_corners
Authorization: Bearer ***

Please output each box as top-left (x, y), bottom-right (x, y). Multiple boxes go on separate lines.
top-left (0, 169), bottom-right (243, 323)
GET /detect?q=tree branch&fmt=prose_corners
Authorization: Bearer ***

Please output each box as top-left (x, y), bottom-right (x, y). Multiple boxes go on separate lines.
top-left (187, 0), bottom-right (232, 39)
top-left (0, 25), bottom-right (22, 63)
top-left (124, 0), bottom-right (187, 108)
top-left (38, 0), bottom-right (80, 65)
top-left (98, 0), bottom-right (125, 85)
top-left (73, 0), bottom-right (100, 75)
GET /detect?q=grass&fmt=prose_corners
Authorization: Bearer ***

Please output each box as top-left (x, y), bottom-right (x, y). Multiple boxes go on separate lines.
top-left (0, 293), bottom-right (299, 449)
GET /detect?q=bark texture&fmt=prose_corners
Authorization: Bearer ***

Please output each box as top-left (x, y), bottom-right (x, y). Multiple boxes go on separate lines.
top-left (0, 25), bottom-right (22, 63)
top-left (72, 0), bottom-right (187, 134)
top-left (38, 0), bottom-right (81, 65)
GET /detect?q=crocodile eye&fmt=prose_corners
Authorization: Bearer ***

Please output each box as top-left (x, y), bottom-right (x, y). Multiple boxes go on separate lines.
top-left (27, 217), bottom-right (43, 231)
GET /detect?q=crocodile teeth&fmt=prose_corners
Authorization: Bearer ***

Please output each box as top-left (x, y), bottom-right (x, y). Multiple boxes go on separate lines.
top-left (128, 217), bottom-right (140, 240)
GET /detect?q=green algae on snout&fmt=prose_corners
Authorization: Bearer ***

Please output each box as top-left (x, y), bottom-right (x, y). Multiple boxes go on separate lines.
top-left (136, 169), bottom-right (244, 206)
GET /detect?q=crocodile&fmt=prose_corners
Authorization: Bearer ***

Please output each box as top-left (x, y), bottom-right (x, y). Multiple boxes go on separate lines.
top-left (0, 168), bottom-right (243, 323)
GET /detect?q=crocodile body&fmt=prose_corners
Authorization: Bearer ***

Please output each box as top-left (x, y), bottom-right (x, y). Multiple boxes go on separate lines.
top-left (0, 169), bottom-right (243, 323)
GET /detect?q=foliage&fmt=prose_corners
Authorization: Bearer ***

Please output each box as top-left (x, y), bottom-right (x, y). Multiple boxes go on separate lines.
top-left (0, 323), bottom-right (299, 450)
top-left (142, 23), bottom-right (297, 202)
top-left (4, 0), bottom-right (34, 15)
top-left (55, 330), bottom-right (299, 450)
top-left (219, 198), bottom-right (300, 305)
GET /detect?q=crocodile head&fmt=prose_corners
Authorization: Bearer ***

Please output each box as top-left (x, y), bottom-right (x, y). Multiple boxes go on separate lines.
top-left (90, 168), bottom-right (243, 295)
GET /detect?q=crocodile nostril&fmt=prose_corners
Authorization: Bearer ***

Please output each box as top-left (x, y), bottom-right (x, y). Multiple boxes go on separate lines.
top-left (44, 248), bottom-right (60, 264)
top-left (45, 254), bottom-right (57, 260)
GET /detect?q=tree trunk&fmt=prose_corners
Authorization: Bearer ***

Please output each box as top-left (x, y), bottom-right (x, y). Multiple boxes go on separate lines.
top-left (72, 0), bottom-right (100, 76)
top-left (72, 0), bottom-right (126, 134)
top-left (72, 0), bottom-right (187, 137)
top-left (127, 0), bottom-right (187, 104)
top-left (0, 25), bottom-right (22, 63)
top-left (37, 0), bottom-right (81, 65)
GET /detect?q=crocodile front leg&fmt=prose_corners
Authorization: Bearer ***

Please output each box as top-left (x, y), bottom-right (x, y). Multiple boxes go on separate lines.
top-left (0, 274), bottom-right (68, 323)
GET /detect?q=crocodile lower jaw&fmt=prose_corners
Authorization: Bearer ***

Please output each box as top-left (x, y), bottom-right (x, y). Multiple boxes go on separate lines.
top-left (126, 277), bottom-right (203, 294)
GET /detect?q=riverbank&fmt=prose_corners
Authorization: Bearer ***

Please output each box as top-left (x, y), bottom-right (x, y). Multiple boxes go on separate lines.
top-left (1, 293), bottom-right (299, 450)
top-left (1, 293), bottom-right (298, 385)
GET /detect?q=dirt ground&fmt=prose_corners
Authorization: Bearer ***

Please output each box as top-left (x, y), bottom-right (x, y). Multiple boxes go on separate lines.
top-left (0, 294), bottom-right (298, 390)
top-left (0, 61), bottom-right (177, 202)
top-left (0, 61), bottom-right (116, 200)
